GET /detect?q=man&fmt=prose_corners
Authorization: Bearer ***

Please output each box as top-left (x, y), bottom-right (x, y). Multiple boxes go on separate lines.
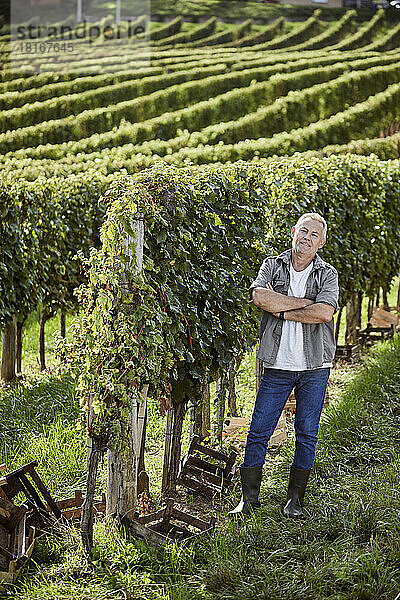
top-left (229, 213), bottom-right (339, 519)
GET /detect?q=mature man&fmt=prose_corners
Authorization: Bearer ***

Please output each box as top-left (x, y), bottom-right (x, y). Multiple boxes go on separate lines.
top-left (229, 213), bottom-right (339, 519)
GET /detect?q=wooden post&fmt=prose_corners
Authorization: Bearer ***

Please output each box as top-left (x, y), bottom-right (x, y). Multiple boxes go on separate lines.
top-left (39, 306), bottom-right (50, 372)
top-left (81, 437), bottom-right (105, 555)
top-left (345, 292), bottom-right (361, 345)
top-left (367, 296), bottom-right (374, 322)
top-left (162, 409), bottom-right (174, 494)
top-left (106, 214), bottom-right (144, 522)
top-left (397, 280), bottom-right (400, 313)
top-left (107, 395), bottom-right (138, 521)
top-left (60, 311), bottom-right (66, 338)
top-left (164, 398), bottom-right (187, 494)
top-left (215, 372), bottom-right (226, 443)
top-left (137, 385), bottom-right (149, 495)
top-left (1, 316), bottom-right (16, 382)
top-left (335, 306), bottom-right (343, 345)
top-left (16, 319), bottom-right (24, 375)
top-left (227, 357), bottom-right (238, 417)
top-left (201, 375), bottom-right (211, 440)
top-left (189, 389), bottom-right (202, 440)
top-left (382, 288), bottom-right (389, 311)
top-left (189, 397), bottom-right (197, 440)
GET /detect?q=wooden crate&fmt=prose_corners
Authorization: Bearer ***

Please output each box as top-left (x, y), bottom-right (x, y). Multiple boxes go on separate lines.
top-left (129, 498), bottom-right (215, 545)
top-left (334, 344), bottom-right (360, 362)
top-left (370, 307), bottom-right (398, 328)
top-left (52, 490), bottom-right (106, 520)
top-left (222, 412), bottom-right (287, 449)
top-left (0, 496), bottom-right (35, 586)
top-left (358, 323), bottom-right (395, 347)
top-left (0, 461), bottom-right (61, 524)
top-left (177, 436), bottom-right (237, 498)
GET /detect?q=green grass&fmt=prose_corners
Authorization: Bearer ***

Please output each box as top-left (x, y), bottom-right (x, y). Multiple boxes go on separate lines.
top-left (0, 374), bottom-right (87, 499)
top-left (1, 328), bottom-right (400, 599)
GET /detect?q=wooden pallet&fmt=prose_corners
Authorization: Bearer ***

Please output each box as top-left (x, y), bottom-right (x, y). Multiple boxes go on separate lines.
top-left (129, 498), bottom-right (215, 545)
top-left (177, 436), bottom-right (237, 498)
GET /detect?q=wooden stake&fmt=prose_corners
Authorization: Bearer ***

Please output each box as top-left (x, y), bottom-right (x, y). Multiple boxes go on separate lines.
top-left (1, 316), bottom-right (16, 382)
top-left (227, 356), bottom-right (238, 417)
top-left (345, 293), bottom-right (360, 345)
top-left (60, 311), bottom-right (66, 339)
top-left (16, 319), bottom-right (24, 375)
top-left (164, 399), bottom-right (187, 494)
top-left (335, 306), bottom-right (343, 345)
top-left (367, 296), bottom-right (373, 322)
top-left (397, 280), bottom-right (400, 312)
top-left (376, 288), bottom-right (380, 307)
top-left (215, 372), bottom-right (226, 443)
top-left (162, 409), bottom-right (174, 494)
top-left (81, 439), bottom-right (104, 556)
top-left (39, 306), bottom-right (49, 372)
top-left (382, 288), bottom-right (389, 311)
top-left (201, 375), bottom-right (211, 440)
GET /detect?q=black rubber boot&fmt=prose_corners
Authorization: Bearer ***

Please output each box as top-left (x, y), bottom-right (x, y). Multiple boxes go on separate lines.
top-left (283, 466), bottom-right (311, 519)
top-left (228, 466), bottom-right (262, 517)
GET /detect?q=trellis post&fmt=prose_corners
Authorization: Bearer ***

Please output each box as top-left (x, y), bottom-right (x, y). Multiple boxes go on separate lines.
top-left (1, 316), bottom-right (16, 382)
top-left (106, 213), bottom-right (145, 522)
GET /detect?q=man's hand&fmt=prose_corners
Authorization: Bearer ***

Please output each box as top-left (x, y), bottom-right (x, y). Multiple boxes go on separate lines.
top-left (252, 283), bottom-right (314, 313)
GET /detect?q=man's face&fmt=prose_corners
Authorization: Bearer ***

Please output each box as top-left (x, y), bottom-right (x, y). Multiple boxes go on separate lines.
top-left (291, 218), bottom-right (326, 256)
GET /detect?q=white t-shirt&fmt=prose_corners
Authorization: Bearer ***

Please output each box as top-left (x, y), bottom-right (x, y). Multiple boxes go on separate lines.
top-left (268, 261), bottom-right (332, 371)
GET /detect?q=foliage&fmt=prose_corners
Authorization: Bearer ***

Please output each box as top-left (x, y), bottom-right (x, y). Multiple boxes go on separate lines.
top-left (229, 17), bottom-right (284, 48)
top-left (255, 9), bottom-right (321, 51)
top-left (150, 16), bottom-right (182, 41)
top-left (192, 18), bottom-right (252, 48)
top-left (157, 82), bottom-right (400, 165)
top-left (322, 131), bottom-right (400, 159)
top-left (366, 20), bottom-right (400, 51)
top-left (0, 172), bottom-right (108, 328)
top-left (62, 164), bottom-right (266, 445)
top-left (0, 67), bottom-right (163, 111)
top-left (288, 9), bottom-right (356, 51)
top-left (2, 54), bottom-right (400, 176)
top-left (331, 8), bottom-right (385, 50)
top-left (156, 17), bottom-right (217, 46)
top-left (0, 65), bottom-right (227, 138)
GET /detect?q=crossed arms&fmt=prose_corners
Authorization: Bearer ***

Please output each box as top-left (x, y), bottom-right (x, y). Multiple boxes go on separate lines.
top-left (252, 282), bottom-right (334, 324)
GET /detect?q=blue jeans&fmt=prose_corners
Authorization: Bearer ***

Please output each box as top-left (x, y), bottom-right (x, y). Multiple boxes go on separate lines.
top-left (242, 367), bottom-right (330, 470)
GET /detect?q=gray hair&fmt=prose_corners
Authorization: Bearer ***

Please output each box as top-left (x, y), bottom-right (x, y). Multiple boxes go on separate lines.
top-left (295, 213), bottom-right (327, 239)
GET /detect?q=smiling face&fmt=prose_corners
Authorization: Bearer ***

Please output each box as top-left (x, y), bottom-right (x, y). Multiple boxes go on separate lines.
top-left (291, 218), bottom-right (326, 258)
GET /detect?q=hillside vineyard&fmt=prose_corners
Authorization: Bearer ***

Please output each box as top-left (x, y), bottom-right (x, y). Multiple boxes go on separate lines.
top-left (1, 8), bottom-right (400, 180)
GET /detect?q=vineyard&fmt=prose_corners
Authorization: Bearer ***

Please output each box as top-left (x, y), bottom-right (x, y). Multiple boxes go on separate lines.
top-left (1, 6), bottom-right (400, 180)
top-left (1, 2), bottom-right (400, 599)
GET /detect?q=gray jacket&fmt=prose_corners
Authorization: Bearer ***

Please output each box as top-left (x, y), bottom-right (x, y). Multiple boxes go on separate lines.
top-left (249, 249), bottom-right (340, 370)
